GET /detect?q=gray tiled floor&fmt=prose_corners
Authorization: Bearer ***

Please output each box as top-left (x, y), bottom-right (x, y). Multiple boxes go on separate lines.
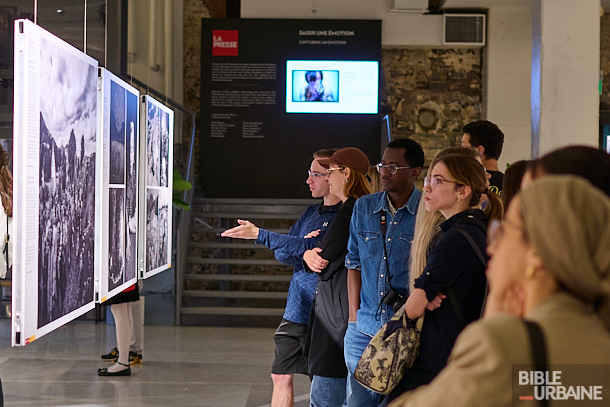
top-left (0, 319), bottom-right (311, 407)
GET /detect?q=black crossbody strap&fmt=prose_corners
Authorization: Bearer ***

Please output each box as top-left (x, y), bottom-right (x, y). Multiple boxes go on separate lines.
top-left (454, 227), bottom-right (488, 318)
top-left (379, 210), bottom-right (391, 286)
top-left (524, 321), bottom-right (549, 407)
top-left (454, 228), bottom-right (486, 267)
top-left (446, 286), bottom-right (463, 328)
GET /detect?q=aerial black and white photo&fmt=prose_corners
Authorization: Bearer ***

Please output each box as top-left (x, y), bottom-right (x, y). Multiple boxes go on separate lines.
top-left (37, 35), bottom-right (97, 328)
top-left (109, 81), bottom-right (126, 185)
top-left (108, 188), bottom-right (125, 291)
top-left (146, 189), bottom-right (159, 272)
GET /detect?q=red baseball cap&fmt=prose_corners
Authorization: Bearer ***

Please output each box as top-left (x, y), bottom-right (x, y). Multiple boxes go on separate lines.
top-left (318, 147), bottom-right (371, 175)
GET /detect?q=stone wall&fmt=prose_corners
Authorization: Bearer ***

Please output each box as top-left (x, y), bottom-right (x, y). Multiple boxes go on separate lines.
top-left (381, 48), bottom-right (482, 167)
top-left (600, 14), bottom-right (610, 110)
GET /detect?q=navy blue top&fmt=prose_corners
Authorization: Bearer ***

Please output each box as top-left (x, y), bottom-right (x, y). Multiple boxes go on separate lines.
top-left (256, 202), bottom-right (341, 324)
top-left (411, 209), bottom-right (488, 381)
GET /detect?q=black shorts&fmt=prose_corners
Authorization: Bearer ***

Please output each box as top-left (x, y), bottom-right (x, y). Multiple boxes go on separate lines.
top-left (271, 319), bottom-right (309, 375)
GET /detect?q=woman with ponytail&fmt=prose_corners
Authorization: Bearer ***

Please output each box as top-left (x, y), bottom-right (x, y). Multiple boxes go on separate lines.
top-left (383, 154), bottom-right (502, 404)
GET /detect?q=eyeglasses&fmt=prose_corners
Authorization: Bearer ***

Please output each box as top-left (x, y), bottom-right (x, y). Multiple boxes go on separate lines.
top-left (423, 176), bottom-right (459, 189)
top-left (326, 166), bottom-right (344, 175)
top-left (487, 219), bottom-right (527, 248)
top-left (376, 163), bottom-right (412, 174)
top-left (307, 170), bottom-right (326, 179)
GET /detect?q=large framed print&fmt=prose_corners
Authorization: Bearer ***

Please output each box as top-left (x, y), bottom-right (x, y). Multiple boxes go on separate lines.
top-left (139, 96), bottom-right (173, 279)
top-left (12, 19), bottom-right (99, 345)
top-left (98, 69), bottom-right (140, 302)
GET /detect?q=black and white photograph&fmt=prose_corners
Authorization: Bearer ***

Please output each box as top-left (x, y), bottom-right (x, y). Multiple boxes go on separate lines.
top-left (37, 34), bottom-right (98, 329)
top-left (99, 70), bottom-right (139, 300)
top-left (108, 188), bottom-right (125, 291)
top-left (125, 91), bottom-right (139, 282)
top-left (146, 189), bottom-right (159, 272)
top-left (157, 190), bottom-right (171, 267)
top-left (146, 100), bottom-right (161, 187)
top-left (109, 80), bottom-right (126, 184)
top-left (140, 96), bottom-right (173, 279)
top-left (160, 108), bottom-right (170, 187)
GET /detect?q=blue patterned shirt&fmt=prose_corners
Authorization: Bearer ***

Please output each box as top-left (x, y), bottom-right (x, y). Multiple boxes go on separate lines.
top-left (256, 202), bottom-right (341, 324)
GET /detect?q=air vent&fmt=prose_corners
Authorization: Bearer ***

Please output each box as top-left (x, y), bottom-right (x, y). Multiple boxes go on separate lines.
top-left (390, 0), bottom-right (428, 13)
top-left (443, 14), bottom-right (486, 47)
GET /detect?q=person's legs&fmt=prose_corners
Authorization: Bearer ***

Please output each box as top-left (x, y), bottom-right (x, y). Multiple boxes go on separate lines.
top-left (99, 303), bottom-right (132, 375)
top-left (310, 375), bottom-right (347, 407)
top-left (270, 319), bottom-right (309, 407)
top-left (344, 323), bottom-right (380, 407)
top-left (129, 299), bottom-right (144, 362)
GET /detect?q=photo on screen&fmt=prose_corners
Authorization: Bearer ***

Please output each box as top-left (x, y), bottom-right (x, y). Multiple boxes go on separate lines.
top-left (291, 70), bottom-right (339, 103)
top-left (286, 60), bottom-right (379, 114)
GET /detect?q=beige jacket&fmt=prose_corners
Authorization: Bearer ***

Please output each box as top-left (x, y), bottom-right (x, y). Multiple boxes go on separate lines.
top-left (388, 292), bottom-right (610, 407)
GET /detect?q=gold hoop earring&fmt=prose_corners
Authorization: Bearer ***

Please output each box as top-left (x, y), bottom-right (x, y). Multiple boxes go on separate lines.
top-left (525, 266), bottom-right (535, 279)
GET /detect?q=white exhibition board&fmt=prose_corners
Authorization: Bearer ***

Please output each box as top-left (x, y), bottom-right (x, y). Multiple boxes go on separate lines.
top-left (98, 69), bottom-right (140, 302)
top-left (12, 19), bottom-right (99, 345)
top-left (139, 96), bottom-right (173, 279)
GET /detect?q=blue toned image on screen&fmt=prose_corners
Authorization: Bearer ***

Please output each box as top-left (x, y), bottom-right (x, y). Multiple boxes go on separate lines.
top-left (286, 60), bottom-right (379, 114)
top-left (292, 70), bottom-right (339, 102)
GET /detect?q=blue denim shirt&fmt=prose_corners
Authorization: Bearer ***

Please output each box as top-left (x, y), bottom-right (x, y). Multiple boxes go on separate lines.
top-left (345, 189), bottom-right (421, 336)
top-left (256, 202), bottom-right (341, 324)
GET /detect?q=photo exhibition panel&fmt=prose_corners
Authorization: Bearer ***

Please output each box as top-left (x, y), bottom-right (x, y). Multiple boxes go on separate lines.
top-left (139, 95), bottom-right (173, 280)
top-left (99, 69), bottom-right (140, 302)
top-left (13, 19), bottom-right (99, 345)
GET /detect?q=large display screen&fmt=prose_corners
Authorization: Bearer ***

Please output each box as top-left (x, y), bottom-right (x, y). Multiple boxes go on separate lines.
top-left (286, 60), bottom-right (379, 114)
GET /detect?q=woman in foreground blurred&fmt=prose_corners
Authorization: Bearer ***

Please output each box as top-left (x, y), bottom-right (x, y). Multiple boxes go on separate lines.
top-left (388, 175), bottom-right (610, 406)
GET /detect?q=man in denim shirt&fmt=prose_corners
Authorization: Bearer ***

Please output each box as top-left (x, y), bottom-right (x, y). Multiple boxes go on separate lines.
top-left (344, 138), bottom-right (424, 406)
top-left (222, 149), bottom-right (341, 407)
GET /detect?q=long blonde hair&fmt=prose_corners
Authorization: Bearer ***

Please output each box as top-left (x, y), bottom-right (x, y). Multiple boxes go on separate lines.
top-left (408, 147), bottom-right (484, 292)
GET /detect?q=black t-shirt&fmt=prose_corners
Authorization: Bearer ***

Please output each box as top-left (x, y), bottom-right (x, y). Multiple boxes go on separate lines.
top-left (488, 170), bottom-right (504, 196)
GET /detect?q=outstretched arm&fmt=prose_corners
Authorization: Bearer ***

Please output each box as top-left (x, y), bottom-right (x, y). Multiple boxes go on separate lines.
top-left (221, 219), bottom-right (259, 240)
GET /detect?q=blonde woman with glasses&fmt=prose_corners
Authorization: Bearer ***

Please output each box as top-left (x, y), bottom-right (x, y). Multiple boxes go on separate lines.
top-left (382, 153), bottom-right (502, 405)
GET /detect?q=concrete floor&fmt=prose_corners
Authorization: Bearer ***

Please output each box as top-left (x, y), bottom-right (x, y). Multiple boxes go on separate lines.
top-left (0, 319), bottom-right (311, 407)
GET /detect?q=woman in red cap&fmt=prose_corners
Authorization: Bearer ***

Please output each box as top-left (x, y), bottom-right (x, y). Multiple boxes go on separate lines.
top-left (303, 147), bottom-right (372, 407)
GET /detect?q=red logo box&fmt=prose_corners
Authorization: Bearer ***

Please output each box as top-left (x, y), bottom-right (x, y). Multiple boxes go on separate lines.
top-left (212, 30), bottom-right (238, 56)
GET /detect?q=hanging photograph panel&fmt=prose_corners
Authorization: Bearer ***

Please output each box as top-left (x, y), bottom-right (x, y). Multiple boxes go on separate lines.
top-left (139, 95), bottom-right (173, 279)
top-left (99, 68), bottom-right (139, 302)
top-left (12, 19), bottom-right (98, 345)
